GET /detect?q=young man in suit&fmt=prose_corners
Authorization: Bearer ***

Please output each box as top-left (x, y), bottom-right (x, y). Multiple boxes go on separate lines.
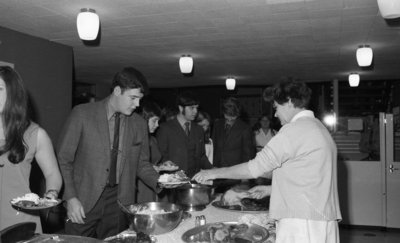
top-left (57, 67), bottom-right (160, 239)
top-left (212, 97), bottom-right (255, 168)
top-left (156, 92), bottom-right (212, 178)
top-left (211, 97), bottom-right (256, 191)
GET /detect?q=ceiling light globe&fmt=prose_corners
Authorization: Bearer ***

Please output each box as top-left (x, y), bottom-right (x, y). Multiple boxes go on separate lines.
top-left (356, 46), bottom-right (373, 67)
top-left (226, 78), bottom-right (236, 90)
top-left (77, 8), bottom-right (100, 41)
top-left (378, 0), bottom-right (400, 19)
top-left (348, 73), bottom-right (360, 87)
top-left (179, 56), bottom-right (193, 74)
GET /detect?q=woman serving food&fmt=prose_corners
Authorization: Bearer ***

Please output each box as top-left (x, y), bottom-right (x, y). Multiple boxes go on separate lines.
top-left (193, 80), bottom-right (341, 243)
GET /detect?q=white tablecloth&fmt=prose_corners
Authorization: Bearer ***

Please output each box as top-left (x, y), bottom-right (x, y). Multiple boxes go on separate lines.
top-left (117, 199), bottom-right (276, 243)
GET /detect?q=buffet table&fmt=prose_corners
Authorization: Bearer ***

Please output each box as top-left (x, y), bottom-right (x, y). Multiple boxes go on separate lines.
top-left (117, 198), bottom-right (276, 243)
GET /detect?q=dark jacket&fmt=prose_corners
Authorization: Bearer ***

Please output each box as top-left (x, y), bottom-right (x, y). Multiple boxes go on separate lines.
top-left (57, 98), bottom-right (159, 212)
top-left (156, 118), bottom-right (212, 178)
top-left (212, 118), bottom-right (256, 168)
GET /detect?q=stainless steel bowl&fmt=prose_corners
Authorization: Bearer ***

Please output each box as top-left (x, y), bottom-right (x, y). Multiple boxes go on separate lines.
top-left (122, 202), bottom-right (183, 235)
top-left (169, 184), bottom-right (213, 211)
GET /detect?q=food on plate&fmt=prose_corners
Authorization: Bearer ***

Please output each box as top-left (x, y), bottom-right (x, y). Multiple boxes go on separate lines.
top-left (221, 188), bottom-right (250, 206)
top-left (127, 203), bottom-right (176, 215)
top-left (182, 221), bottom-right (269, 243)
top-left (240, 198), bottom-right (268, 211)
top-left (137, 232), bottom-right (152, 243)
top-left (11, 192), bottom-right (60, 208)
top-left (156, 161), bottom-right (179, 171)
top-left (206, 223), bottom-right (262, 243)
top-left (210, 223), bottom-right (230, 242)
top-left (104, 232), bottom-right (153, 243)
top-left (238, 213), bottom-right (276, 230)
top-left (136, 208), bottom-right (170, 215)
top-left (217, 188), bottom-right (269, 212)
top-left (158, 170), bottom-right (189, 183)
top-left (11, 193), bottom-right (40, 204)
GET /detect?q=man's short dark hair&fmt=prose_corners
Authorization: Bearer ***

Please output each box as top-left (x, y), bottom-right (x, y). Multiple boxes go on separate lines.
top-left (176, 91), bottom-right (199, 107)
top-left (111, 67), bottom-right (148, 95)
top-left (263, 80), bottom-right (311, 109)
top-left (222, 97), bottom-right (241, 117)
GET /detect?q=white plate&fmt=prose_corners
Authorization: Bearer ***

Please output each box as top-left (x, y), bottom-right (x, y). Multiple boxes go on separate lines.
top-left (156, 165), bottom-right (179, 171)
top-left (10, 199), bottom-right (62, 210)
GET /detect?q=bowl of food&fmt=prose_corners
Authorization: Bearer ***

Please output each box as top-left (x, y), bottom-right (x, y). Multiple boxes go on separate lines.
top-left (119, 201), bottom-right (183, 235)
top-left (169, 184), bottom-right (213, 211)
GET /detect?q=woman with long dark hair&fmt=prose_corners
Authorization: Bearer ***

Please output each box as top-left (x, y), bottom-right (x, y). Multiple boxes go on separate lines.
top-left (0, 66), bottom-right (62, 233)
top-left (136, 98), bottom-right (163, 202)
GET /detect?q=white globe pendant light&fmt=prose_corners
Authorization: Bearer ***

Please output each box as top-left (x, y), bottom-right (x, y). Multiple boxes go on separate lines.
top-left (226, 77), bottom-right (236, 90)
top-left (179, 55), bottom-right (193, 74)
top-left (356, 45), bottom-right (373, 67)
top-left (348, 73), bottom-right (360, 87)
top-left (378, 0), bottom-right (400, 19)
top-left (77, 8), bottom-right (100, 41)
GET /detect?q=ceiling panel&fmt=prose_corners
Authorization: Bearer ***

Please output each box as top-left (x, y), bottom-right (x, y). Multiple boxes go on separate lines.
top-left (0, 0), bottom-right (399, 87)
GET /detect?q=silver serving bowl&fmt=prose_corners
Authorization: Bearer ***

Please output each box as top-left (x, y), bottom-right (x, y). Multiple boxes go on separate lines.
top-left (169, 184), bottom-right (213, 211)
top-left (121, 202), bottom-right (183, 235)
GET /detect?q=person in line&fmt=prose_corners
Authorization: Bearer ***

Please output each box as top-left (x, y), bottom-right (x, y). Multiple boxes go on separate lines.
top-left (253, 113), bottom-right (276, 152)
top-left (156, 91), bottom-right (212, 178)
top-left (196, 111), bottom-right (213, 164)
top-left (0, 66), bottom-right (62, 233)
top-left (212, 97), bottom-right (255, 168)
top-left (136, 98), bottom-right (163, 203)
top-left (194, 81), bottom-right (342, 243)
top-left (57, 67), bottom-right (160, 239)
top-left (160, 106), bottom-right (178, 123)
top-left (212, 97), bottom-right (255, 191)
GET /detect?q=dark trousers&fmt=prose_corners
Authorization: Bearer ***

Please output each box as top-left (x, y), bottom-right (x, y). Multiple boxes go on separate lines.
top-left (65, 186), bottom-right (129, 239)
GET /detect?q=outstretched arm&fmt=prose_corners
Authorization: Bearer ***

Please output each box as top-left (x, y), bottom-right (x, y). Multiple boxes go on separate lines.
top-left (192, 162), bottom-right (253, 184)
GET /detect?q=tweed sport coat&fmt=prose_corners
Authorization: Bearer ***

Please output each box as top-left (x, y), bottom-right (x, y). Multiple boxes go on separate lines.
top-left (156, 118), bottom-right (212, 178)
top-left (212, 118), bottom-right (256, 168)
top-left (57, 98), bottom-right (159, 212)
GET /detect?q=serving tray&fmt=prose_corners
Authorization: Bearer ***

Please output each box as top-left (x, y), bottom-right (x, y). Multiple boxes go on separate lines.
top-left (181, 221), bottom-right (269, 243)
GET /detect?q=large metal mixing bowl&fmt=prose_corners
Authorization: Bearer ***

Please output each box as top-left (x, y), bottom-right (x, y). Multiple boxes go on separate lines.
top-left (169, 184), bottom-right (213, 211)
top-left (120, 202), bottom-right (183, 235)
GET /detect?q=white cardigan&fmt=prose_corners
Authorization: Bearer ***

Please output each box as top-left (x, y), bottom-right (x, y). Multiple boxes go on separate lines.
top-left (248, 110), bottom-right (342, 221)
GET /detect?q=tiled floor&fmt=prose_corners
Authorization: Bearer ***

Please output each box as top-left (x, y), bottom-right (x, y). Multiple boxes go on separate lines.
top-left (340, 226), bottom-right (400, 243)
